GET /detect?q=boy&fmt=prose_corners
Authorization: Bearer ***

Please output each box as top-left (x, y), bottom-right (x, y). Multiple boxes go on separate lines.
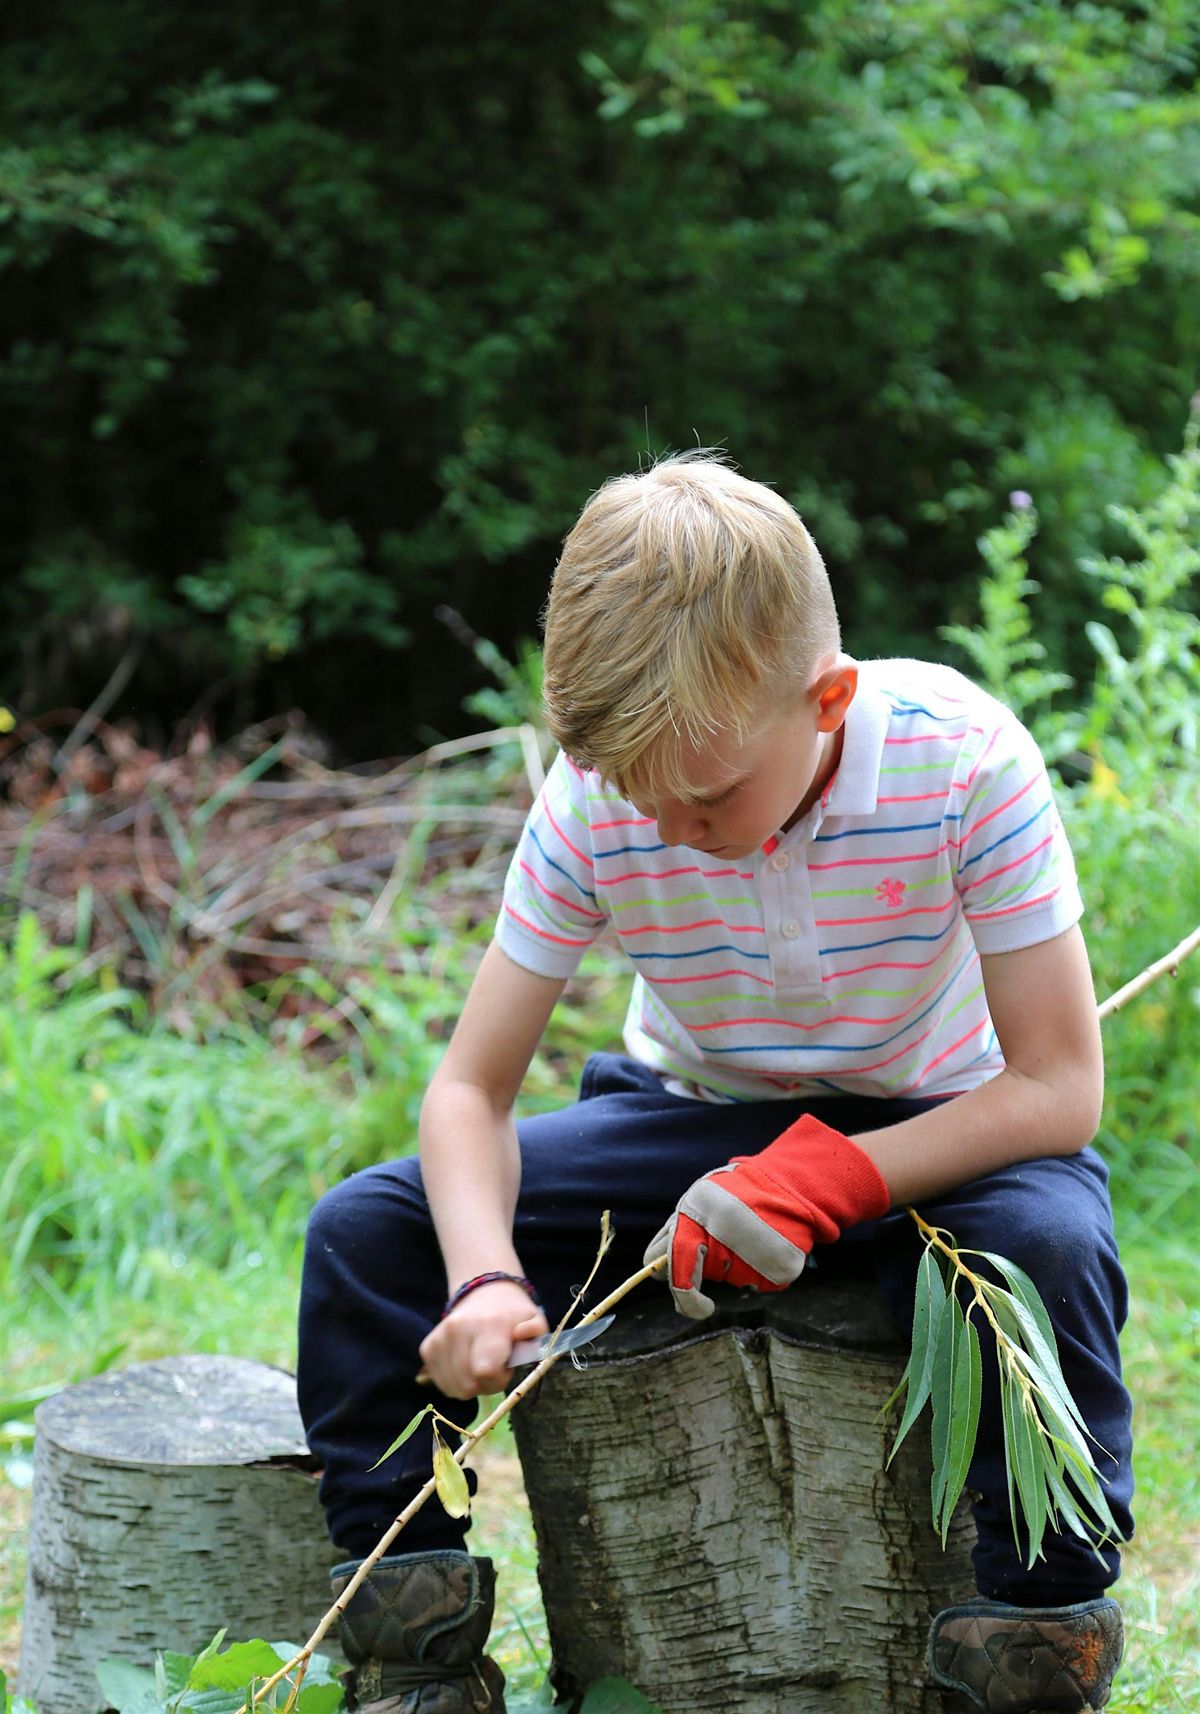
top-left (298, 456), bottom-right (1132, 1713)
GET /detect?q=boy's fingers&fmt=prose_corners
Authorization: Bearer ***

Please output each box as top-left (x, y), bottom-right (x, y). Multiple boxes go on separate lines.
top-left (470, 1331), bottom-right (513, 1387)
top-left (513, 1313), bottom-right (550, 1342)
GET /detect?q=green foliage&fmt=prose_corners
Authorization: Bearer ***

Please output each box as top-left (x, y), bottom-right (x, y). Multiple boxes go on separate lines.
top-left (0, 1666), bottom-right (36, 1714)
top-left (888, 1228), bottom-right (1123, 1563)
top-left (1, 1), bottom-right (1196, 736)
top-left (939, 501), bottom-right (1073, 731)
top-left (941, 413), bottom-right (1200, 1237)
top-left (96, 1634), bottom-right (343, 1714)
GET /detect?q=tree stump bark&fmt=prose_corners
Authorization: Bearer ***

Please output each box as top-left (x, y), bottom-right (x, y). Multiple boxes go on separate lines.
top-left (18, 1355), bottom-right (334, 1714)
top-left (512, 1277), bottom-right (977, 1714)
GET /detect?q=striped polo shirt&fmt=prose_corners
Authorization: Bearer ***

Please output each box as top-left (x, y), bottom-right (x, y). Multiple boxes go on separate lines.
top-left (496, 659), bottom-right (1083, 1103)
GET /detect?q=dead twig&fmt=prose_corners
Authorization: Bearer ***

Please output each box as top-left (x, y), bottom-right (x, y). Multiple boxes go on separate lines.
top-left (1096, 924), bottom-right (1200, 1021)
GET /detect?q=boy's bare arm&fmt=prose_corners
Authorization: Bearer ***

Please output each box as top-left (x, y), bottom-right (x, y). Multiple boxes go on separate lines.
top-left (850, 925), bottom-right (1105, 1205)
top-left (418, 940), bottom-right (566, 1397)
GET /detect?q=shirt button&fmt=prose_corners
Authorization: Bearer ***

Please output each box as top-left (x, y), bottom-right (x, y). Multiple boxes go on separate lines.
top-left (781, 920), bottom-right (800, 939)
top-left (770, 852), bottom-right (790, 872)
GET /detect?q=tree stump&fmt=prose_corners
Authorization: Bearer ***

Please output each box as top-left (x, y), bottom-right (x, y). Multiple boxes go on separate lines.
top-left (512, 1277), bottom-right (977, 1714)
top-left (18, 1355), bottom-right (334, 1714)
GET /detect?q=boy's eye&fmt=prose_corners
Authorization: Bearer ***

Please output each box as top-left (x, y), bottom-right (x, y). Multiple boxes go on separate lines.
top-left (699, 784), bottom-right (739, 810)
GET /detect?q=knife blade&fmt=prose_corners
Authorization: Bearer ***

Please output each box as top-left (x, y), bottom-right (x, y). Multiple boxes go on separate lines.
top-left (509, 1312), bottom-right (616, 1366)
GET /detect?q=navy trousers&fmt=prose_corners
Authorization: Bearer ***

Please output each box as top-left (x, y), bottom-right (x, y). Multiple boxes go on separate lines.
top-left (297, 1052), bottom-right (1134, 1606)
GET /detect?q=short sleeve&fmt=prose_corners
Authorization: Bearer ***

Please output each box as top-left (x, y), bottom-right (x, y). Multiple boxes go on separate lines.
top-left (951, 703), bottom-right (1083, 956)
top-left (495, 752), bottom-right (610, 979)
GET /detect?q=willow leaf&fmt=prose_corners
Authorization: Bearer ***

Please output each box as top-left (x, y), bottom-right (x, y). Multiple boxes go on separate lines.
top-left (1053, 1435), bottom-right (1122, 1540)
top-left (975, 1251), bottom-right (1061, 1364)
top-left (1027, 1373), bottom-right (1112, 1495)
top-left (369, 1405), bottom-right (432, 1472)
top-left (432, 1427), bottom-right (471, 1519)
top-left (1011, 1391), bottom-right (1048, 1567)
top-left (1043, 1454), bottom-right (1113, 1563)
top-left (989, 1293), bottom-right (1090, 1439)
top-left (1002, 1340), bottom-right (1094, 1469)
top-left (929, 1288), bottom-right (961, 1522)
top-left (1000, 1362), bottom-right (1023, 1551)
top-left (1043, 1445), bottom-right (1097, 1543)
top-left (888, 1245), bottom-right (946, 1463)
top-left (938, 1311), bottom-right (982, 1544)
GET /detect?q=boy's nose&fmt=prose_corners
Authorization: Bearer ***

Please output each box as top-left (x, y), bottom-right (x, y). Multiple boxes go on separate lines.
top-left (656, 802), bottom-right (707, 848)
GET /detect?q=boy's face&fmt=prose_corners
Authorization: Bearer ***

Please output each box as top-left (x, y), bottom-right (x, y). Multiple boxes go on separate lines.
top-left (628, 662), bottom-right (857, 861)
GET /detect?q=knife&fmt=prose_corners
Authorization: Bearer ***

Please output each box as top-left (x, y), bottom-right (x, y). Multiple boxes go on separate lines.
top-left (416, 1312), bottom-right (616, 1386)
top-left (509, 1313), bottom-right (616, 1366)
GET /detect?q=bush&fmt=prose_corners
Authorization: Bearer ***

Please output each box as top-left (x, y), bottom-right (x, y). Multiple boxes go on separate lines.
top-left (943, 412), bottom-right (1200, 1236)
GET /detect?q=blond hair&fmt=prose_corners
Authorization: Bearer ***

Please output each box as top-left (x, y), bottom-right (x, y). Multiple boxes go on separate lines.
top-left (542, 452), bottom-right (840, 799)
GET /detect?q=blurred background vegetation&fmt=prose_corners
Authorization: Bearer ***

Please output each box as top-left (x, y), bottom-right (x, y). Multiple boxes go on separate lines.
top-left (1, 2), bottom-right (1198, 1707)
top-left (1, 0), bottom-right (1198, 751)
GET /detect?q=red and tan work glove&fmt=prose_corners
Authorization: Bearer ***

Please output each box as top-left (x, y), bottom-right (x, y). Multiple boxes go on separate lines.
top-left (644, 1115), bottom-right (891, 1319)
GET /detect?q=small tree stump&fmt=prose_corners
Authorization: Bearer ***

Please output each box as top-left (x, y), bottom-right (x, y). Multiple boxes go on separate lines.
top-left (18, 1355), bottom-right (334, 1714)
top-left (512, 1277), bottom-right (976, 1713)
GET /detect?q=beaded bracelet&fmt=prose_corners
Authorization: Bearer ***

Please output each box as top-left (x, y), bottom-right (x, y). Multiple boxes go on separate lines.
top-left (441, 1270), bottom-right (543, 1321)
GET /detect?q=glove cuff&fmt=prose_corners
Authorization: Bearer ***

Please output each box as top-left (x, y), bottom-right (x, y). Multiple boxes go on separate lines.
top-left (753, 1114), bottom-right (891, 1232)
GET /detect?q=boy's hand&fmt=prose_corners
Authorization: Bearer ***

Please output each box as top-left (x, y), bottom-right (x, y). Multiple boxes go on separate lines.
top-left (417, 1281), bottom-right (550, 1400)
top-left (644, 1116), bottom-right (890, 1319)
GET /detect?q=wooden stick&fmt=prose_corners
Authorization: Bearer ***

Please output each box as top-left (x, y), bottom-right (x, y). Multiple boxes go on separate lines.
top-left (1096, 923), bottom-right (1200, 1021)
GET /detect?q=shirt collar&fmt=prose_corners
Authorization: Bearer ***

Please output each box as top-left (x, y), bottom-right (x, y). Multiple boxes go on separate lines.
top-left (822, 671), bottom-right (889, 819)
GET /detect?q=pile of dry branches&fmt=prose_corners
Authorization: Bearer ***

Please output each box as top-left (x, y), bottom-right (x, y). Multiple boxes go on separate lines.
top-left (0, 706), bottom-right (543, 1008)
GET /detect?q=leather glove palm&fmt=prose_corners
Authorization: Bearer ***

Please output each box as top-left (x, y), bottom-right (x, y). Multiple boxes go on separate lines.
top-left (645, 1114), bottom-right (891, 1318)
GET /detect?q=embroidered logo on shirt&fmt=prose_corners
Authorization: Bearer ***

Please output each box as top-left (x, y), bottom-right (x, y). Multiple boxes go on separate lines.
top-left (876, 878), bottom-right (907, 908)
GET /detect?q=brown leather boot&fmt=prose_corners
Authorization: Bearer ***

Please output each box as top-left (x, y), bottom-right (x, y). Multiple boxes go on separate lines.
top-left (927, 1597), bottom-right (1123, 1712)
top-left (331, 1550), bottom-right (506, 1713)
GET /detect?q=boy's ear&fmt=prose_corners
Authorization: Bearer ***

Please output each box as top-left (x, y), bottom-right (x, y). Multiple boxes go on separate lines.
top-left (814, 661), bottom-right (858, 732)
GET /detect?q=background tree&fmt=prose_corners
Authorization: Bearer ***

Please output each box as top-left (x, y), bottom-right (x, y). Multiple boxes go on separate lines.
top-left (0, 0), bottom-right (1196, 753)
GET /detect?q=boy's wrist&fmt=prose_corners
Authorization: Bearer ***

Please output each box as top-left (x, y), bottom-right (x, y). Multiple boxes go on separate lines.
top-left (441, 1271), bottom-right (543, 1320)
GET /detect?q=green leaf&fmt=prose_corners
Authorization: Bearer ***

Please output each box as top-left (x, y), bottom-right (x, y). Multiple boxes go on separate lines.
top-left (938, 1310), bottom-right (983, 1544)
top-left (888, 1245), bottom-right (946, 1463)
top-left (1010, 1389), bottom-right (1049, 1568)
top-left (158, 1650), bottom-right (196, 1698)
top-left (579, 1677), bottom-right (664, 1713)
top-left (1052, 1433), bottom-right (1122, 1541)
top-left (94, 1660), bottom-right (161, 1714)
top-left (369, 1405), bottom-right (432, 1471)
top-left (928, 1285), bottom-right (961, 1521)
top-left (188, 1639), bottom-right (287, 1689)
top-left (432, 1427), bottom-right (471, 1519)
top-left (293, 1686), bottom-right (343, 1714)
top-left (1000, 1362), bottom-right (1023, 1551)
top-left (975, 1253), bottom-right (1064, 1373)
top-left (269, 1650), bottom-right (342, 1688)
top-left (1043, 1448), bottom-right (1099, 1547)
top-left (988, 1294), bottom-right (1090, 1440)
top-left (173, 1689), bottom-right (251, 1714)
